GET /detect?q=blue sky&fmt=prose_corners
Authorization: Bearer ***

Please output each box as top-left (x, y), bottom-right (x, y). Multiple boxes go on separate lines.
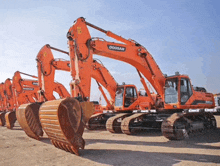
top-left (0, 0), bottom-right (220, 101)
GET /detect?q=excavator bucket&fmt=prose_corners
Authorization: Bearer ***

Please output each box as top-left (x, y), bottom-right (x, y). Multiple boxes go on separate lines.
top-left (0, 112), bottom-right (6, 126)
top-left (39, 97), bottom-right (95, 155)
top-left (5, 111), bottom-right (16, 129)
top-left (16, 103), bottom-right (43, 140)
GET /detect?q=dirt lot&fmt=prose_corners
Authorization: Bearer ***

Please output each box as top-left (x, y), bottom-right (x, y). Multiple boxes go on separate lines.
top-left (0, 116), bottom-right (220, 166)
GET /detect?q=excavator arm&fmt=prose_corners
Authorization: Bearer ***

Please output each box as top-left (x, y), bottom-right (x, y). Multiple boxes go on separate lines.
top-left (12, 71), bottom-right (40, 107)
top-left (36, 44), bottom-right (71, 101)
top-left (67, 17), bottom-right (165, 98)
top-left (91, 60), bottom-right (117, 108)
top-left (37, 44), bottom-right (117, 106)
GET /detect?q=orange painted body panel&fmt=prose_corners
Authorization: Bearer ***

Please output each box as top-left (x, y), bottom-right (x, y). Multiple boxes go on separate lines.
top-left (36, 45), bottom-right (70, 101)
top-left (0, 83), bottom-right (7, 111)
top-left (4, 79), bottom-right (14, 112)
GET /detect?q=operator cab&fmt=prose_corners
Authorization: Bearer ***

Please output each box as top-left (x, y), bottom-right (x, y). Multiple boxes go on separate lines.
top-left (164, 74), bottom-right (193, 105)
top-left (115, 85), bottom-right (138, 108)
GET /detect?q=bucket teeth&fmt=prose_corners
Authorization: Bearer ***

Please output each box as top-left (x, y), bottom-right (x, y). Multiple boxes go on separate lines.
top-left (39, 97), bottom-right (94, 155)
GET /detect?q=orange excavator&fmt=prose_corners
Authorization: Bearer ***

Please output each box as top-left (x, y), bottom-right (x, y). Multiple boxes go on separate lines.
top-left (70, 18), bottom-right (216, 139)
top-left (6, 71), bottom-right (40, 129)
top-left (12, 71), bottom-right (39, 104)
top-left (17, 45), bottom-right (71, 140)
top-left (3, 79), bottom-right (17, 129)
top-left (87, 73), bottom-right (157, 131)
top-left (0, 72), bottom-right (39, 128)
top-left (70, 17), bottom-right (216, 138)
top-left (17, 44), bottom-right (119, 140)
top-left (3, 71), bottom-right (40, 129)
top-left (36, 19), bottom-right (156, 155)
top-left (0, 83), bottom-right (7, 126)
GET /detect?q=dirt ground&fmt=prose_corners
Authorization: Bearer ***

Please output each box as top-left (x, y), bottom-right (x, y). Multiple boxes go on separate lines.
top-left (0, 116), bottom-right (220, 166)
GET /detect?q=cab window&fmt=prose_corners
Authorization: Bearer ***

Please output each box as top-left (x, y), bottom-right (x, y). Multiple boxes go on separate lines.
top-left (124, 87), bottom-right (137, 107)
top-left (165, 78), bottom-right (178, 104)
top-left (180, 78), bottom-right (193, 104)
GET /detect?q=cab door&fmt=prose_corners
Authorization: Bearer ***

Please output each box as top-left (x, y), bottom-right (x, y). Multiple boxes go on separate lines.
top-left (180, 78), bottom-right (193, 105)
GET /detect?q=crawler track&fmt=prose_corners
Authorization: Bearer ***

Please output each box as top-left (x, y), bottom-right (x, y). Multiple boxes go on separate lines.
top-left (161, 112), bottom-right (217, 140)
top-left (86, 113), bottom-right (105, 130)
top-left (106, 113), bottom-right (131, 133)
top-left (121, 113), bottom-right (146, 135)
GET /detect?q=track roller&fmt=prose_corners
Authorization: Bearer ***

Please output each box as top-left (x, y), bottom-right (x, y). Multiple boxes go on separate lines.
top-left (5, 111), bottom-right (16, 129)
top-left (161, 112), bottom-right (217, 140)
top-left (17, 103), bottom-right (43, 140)
top-left (121, 113), bottom-right (146, 135)
top-left (106, 113), bottom-right (131, 133)
top-left (39, 97), bottom-right (94, 155)
top-left (0, 112), bottom-right (6, 126)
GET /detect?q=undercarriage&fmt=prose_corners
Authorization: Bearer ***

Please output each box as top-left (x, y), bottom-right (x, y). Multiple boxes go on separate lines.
top-left (86, 110), bottom-right (217, 140)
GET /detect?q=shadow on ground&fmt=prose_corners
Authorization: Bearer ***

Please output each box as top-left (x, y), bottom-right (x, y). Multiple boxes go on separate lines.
top-left (81, 149), bottom-right (219, 166)
top-left (39, 137), bottom-right (51, 145)
top-left (86, 128), bottom-right (220, 150)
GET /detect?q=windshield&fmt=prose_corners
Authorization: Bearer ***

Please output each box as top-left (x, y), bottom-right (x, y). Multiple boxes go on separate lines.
top-left (115, 87), bottom-right (124, 107)
top-left (165, 78), bottom-right (178, 104)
